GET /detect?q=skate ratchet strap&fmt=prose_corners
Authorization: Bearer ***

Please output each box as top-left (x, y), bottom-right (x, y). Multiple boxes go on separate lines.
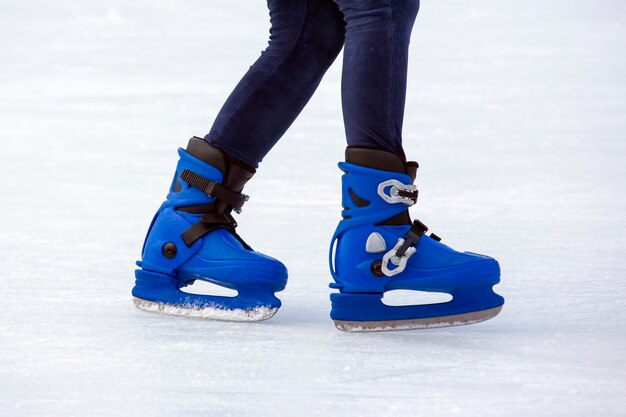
top-left (381, 219), bottom-right (428, 277)
top-left (181, 213), bottom-right (237, 247)
top-left (377, 179), bottom-right (418, 206)
top-left (181, 169), bottom-right (249, 214)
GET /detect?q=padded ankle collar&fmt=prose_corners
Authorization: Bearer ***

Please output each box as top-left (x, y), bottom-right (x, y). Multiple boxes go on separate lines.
top-left (185, 137), bottom-right (255, 213)
top-left (346, 146), bottom-right (418, 182)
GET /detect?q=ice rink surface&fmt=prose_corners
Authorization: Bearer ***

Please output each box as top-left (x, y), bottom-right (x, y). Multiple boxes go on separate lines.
top-left (1, 1), bottom-right (625, 416)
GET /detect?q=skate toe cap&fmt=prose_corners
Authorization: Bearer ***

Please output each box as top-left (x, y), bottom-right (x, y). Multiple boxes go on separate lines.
top-left (181, 253), bottom-right (288, 290)
top-left (413, 236), bottom-right (500, 270)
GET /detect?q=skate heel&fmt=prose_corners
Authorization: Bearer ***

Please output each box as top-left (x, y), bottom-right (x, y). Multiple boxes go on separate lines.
top-left (132, 269), bottom-right (185, 297)
top-left (132, 269), bottom-right (187, 310)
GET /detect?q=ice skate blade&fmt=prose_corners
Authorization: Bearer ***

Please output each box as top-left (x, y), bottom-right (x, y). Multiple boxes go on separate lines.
top-left (334, 305), bottom-right (503, 332)
top-left (132, 297), bottom-right (278, 322)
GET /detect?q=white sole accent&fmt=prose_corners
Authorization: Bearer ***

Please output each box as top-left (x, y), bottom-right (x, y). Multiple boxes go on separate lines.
top-left (132, 297), bottom-right (279, 322)
top-left (334, 305), bottom-right (503, 332)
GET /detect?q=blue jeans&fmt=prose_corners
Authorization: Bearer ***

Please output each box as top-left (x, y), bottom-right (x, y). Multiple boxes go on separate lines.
top-left (205, 0), bottom-right (420, 168)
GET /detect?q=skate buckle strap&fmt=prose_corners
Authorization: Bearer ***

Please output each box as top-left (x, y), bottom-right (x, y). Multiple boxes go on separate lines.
top-left (181, 169), bottom-right (249, 214)
top-left (181, 212), bottom-right (238, 248)
top-left (381, 219), bottom-right (428, 276)
top-left (377, 179), bottom-right (418, 206)
top-left (200, 213), bottom-right (237, 227)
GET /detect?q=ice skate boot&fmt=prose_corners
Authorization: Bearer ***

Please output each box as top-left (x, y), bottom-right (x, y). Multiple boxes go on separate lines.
top-left (132, 137), bottom-right (287, 321)
top-left (329, 147), bottom-right (504, 331)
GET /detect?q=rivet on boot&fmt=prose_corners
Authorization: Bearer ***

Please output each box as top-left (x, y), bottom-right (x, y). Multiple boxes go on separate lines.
top-left (162, 242), bottom-right (177, 259)
top-left (370, 260), bottom-right (385, 277)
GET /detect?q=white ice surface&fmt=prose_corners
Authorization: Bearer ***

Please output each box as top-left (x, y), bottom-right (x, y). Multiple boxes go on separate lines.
top-left (1, 1), bottom-right (625, 416)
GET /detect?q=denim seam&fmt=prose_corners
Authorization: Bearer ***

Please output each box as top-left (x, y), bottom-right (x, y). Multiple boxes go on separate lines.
top-left (387, 0), bottom-right (396, 150)
top-left (209, 0), bottom-right (309, 145)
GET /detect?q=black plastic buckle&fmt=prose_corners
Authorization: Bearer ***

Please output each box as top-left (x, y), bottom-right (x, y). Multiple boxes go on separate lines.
top-left (181, 169), bottom-right (248, 213)
top-left (203, 180), bottom-right (217, 196)
top-left (397, 188), bottom-right (418, 204)
top-left (410, 219), bottom-right (428, 235)
top-left (395, 219), bottom-right (429, 258)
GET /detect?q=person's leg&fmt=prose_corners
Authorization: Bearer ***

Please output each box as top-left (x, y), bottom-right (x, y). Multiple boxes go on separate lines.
top-left (327, 0), bottom-right (504, 332)
top-left (205, 0), bottom-right (345, 168)
top-left (333, 0), bottom-right (419, 159)
top-left (133, 0), bottom-right (345, 321)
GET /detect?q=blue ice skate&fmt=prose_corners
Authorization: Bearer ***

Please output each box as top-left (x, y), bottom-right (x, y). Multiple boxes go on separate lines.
top-left (329, 148), bottom-right (504, 331)
top-left (132, 137), bottom-right (287, 321)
